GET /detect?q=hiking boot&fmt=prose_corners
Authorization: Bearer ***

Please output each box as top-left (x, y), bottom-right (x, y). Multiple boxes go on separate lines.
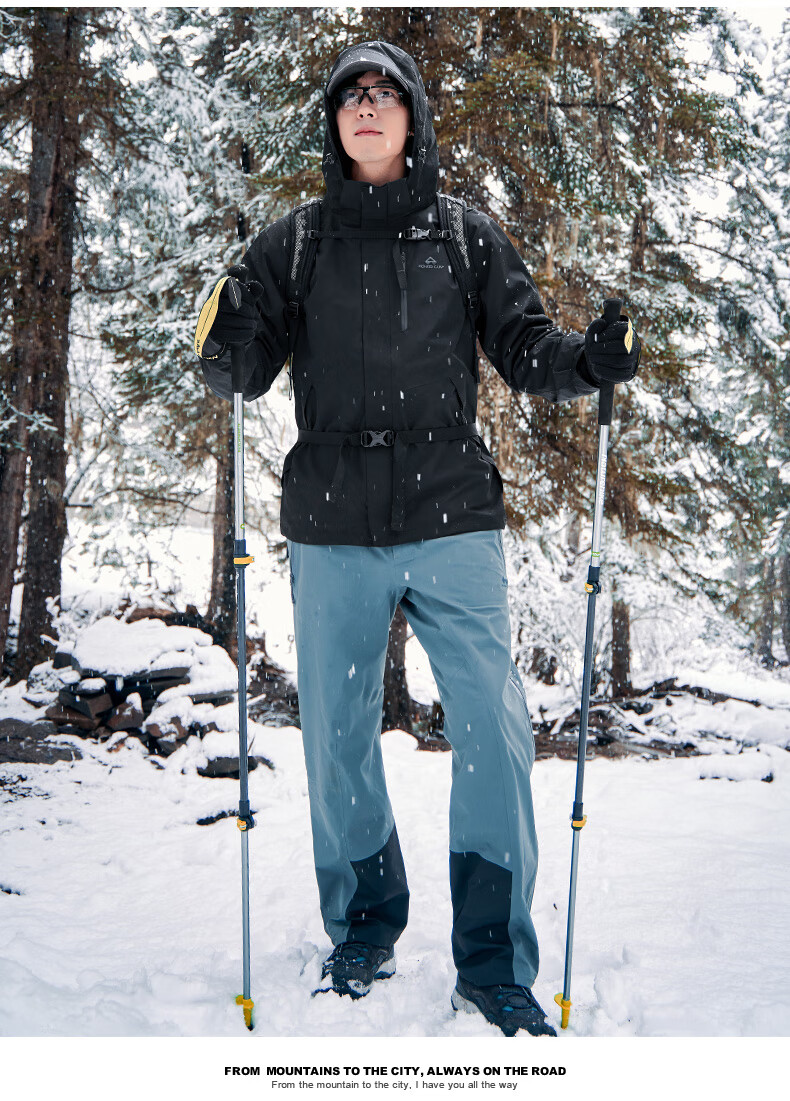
top-left (313, 941), bottom-right (396, 1000)
top-left (451, 976), bottom-right (557, 1037)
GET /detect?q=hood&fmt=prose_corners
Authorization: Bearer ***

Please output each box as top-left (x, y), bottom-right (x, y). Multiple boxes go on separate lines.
top-left (322, 40), bottom-right (439, 224)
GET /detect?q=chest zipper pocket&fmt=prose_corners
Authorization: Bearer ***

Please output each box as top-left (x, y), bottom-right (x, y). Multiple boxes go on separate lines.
top-left (392, 241), bottom-right (408, 331)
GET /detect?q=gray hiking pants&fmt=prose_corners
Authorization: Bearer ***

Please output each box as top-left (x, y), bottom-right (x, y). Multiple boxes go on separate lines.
top-left (287, 528), bottom-right (540, 987)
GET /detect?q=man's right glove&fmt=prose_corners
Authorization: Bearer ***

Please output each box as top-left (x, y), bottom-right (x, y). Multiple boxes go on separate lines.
top-left (194, 264), bottom-right (264, 359)
top-left (583, 311), bottom-right (641, 385)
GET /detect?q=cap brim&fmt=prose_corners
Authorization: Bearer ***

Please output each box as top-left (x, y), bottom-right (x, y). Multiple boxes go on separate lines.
top-left (327, 60), bottom-right (404, 99)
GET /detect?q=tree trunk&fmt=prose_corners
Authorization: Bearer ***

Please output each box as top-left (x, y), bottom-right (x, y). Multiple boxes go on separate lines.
top-left (611, 587), bottom-right (632, 698)
top-left (781, 553), bottom-right (790, 665)
top-left (0, 373), bottom-right (30, 669)
top-left (382, 604), bottom-right (413, 733)
top-left (206, 404), bottom-right (236, 647)
top-left (757, 555), bottom-right (776, 667)
top-left (13, 11), bottom-right (82, 677)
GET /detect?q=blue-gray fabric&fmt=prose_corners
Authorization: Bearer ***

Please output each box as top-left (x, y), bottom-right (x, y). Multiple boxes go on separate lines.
top-left (288, 529), bottom-right (540, 987)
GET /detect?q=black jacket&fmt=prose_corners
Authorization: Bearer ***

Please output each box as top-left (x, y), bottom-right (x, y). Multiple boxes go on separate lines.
top-left (200, 40), bottom-right (598, 546)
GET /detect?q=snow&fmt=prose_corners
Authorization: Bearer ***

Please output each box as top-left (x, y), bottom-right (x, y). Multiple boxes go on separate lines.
top-left (71, 618), bottom-right (214, 678)
top-left (1, 709), bottom-right (789, 1039)
top-left (680, 667), bottom-right (790, 710)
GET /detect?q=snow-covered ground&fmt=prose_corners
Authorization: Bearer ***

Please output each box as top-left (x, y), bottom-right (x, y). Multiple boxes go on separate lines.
top-left (1, 708), bottom-right (789, 1038)
top-left (3, 518), bottom-right (790, 1042)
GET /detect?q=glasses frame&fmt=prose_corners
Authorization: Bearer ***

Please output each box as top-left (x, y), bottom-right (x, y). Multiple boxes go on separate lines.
top-left (334, 84), bottom-right (407, 110)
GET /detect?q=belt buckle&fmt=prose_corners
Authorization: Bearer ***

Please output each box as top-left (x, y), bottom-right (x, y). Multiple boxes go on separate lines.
top-left (360, 429), bottom-right (394, 448)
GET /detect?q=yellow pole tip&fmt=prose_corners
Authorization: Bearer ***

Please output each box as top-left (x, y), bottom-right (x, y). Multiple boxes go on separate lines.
top-left (554, 992), bottom-right (571, 1029)
top-left (236, 994), bottom-right (254, 1029)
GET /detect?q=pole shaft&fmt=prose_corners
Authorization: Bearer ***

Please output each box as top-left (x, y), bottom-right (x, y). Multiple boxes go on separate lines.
top-left (558, 370), bottom-right (615, 1023)
top-left (241, 830), bottom-right (250, 998)
top-left (574, 589), bottom-right (598, 805)
top-left (233, 392), bottom-right (245, 542)
top-left (231, 363), bottom-right (252, 1011)
top-left (562, 831), bottom-right (582, 1000)
top-left (573, 426), bottom-right (608, 806)
top-left (591, 426), bottom-right (609, 557)
top-left (236, 561), bottom-right (250, 805)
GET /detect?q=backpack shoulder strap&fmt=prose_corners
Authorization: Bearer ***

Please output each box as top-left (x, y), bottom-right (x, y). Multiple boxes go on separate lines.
top-left (436, 193), bottom-right (480, 332)
top-left (285, 197), bottom-right (323, 399)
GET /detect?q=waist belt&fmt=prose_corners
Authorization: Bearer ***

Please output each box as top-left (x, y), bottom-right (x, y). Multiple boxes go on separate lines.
top-left (296, 422), bottom-right (479, 531)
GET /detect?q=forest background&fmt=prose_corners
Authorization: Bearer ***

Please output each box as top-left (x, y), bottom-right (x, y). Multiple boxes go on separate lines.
top-left (1, 3), bottom-right (789, 723)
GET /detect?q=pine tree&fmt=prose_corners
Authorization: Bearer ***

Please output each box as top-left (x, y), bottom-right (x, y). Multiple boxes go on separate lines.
top-left (0, 10), bottom-right (96, 674)
top-left (716, 16), bottom-right (790, 664)
top-left (94, 9), bottom-right (259, 646)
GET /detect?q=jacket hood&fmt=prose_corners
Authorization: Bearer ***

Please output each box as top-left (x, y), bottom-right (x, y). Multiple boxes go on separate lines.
top-left (322, 40), bottom-right (438, 223)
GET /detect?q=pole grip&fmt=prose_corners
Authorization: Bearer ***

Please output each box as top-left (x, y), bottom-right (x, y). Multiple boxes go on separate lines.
top-left (598, 382), bottom-right (615, 426)
top-left (602, 297), bottom-right (622, 326)
top-left (597, 298), bottom-right (621, 427)
top-left (227, 275), bottom-right (247, 394)
top-left (230, 343), bottom-right (245, 395)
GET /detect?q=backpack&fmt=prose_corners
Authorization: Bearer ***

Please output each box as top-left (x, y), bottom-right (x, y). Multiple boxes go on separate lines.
top-left (283, 193), bottom-right (480, 400)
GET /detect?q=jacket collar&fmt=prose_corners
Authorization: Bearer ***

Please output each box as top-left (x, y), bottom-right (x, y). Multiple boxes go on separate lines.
top-left (322, 41), bottom-right (438, 225)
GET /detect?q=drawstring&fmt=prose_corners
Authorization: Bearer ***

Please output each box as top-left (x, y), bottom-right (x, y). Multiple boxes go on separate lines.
top-left (391, 434), bottom-right (408, 530)
top-left (328, 437), bottom-right (350, 503)
top-left (392, 241), bottom-right (408, 331)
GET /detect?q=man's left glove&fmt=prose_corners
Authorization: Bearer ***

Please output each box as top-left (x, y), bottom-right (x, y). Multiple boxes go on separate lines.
top-left (584, 310), bottom-right (641, 385)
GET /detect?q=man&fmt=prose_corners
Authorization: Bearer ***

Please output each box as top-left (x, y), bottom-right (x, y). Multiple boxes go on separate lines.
top-left (196, 40), bottom-right (639, 1037)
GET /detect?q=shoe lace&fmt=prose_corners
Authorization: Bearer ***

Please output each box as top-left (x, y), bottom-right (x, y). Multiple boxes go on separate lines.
top-left (493, 985), bottom-right (542, 1016)
top-left (327, 942), bottom-right (380, 966)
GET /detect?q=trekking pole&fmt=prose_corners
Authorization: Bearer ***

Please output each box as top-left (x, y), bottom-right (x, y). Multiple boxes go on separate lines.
top-left (555, 297), bottom-right (620, 1031)
top-left (228, 275), bottom-right (256, 1031)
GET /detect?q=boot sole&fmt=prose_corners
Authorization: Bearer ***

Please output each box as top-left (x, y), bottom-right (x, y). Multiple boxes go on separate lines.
top-left (451, 986), bottom-right (556, 1037)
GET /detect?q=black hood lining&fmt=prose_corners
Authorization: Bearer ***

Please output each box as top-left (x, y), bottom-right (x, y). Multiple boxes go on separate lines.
top-left (321, 41), bottom-right (439, 220)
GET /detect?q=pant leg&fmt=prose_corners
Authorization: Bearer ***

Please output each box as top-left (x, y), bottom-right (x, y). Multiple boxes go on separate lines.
top-left (288, 538), bottom-right (409, 948)
top-left (393, 529), bottom-right (539, 988)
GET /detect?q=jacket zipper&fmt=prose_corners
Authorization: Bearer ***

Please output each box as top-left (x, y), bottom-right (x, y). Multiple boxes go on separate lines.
top-left (392, 241), bottom-right (408, 331)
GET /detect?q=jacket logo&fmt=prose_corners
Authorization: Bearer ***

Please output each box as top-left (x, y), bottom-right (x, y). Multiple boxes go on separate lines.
top-left (418, 255), bottom-right (445, 271)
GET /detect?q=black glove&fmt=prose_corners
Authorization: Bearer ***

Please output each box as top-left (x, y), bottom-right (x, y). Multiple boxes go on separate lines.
top-left (194, 264), bottom-right (264, 358)
top-left (584, 310), bottom-right (641, 385)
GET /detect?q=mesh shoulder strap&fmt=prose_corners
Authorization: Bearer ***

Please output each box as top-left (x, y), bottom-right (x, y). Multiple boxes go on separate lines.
top-left (285, 197), bottom-right (323, 398)
top-left (436, 193), bottom-right (480, 331)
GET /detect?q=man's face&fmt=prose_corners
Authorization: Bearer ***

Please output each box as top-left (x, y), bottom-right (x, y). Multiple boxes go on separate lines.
top-left (335, 70), bottom-right (410, 172)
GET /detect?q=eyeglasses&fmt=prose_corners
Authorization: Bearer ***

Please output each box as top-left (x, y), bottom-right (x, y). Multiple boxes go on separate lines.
top-left (335, 84), bottom-right (406, 110)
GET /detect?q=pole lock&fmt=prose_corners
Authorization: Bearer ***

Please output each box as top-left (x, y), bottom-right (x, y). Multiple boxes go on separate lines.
top-left (585, 564), bottom-right (601, 595)
top-left (571, 814), bottom-right (588, 830)
top-left (234, 555), bottom-right (254, 566)
top-left (237, 798), bottom-right (255, 831)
